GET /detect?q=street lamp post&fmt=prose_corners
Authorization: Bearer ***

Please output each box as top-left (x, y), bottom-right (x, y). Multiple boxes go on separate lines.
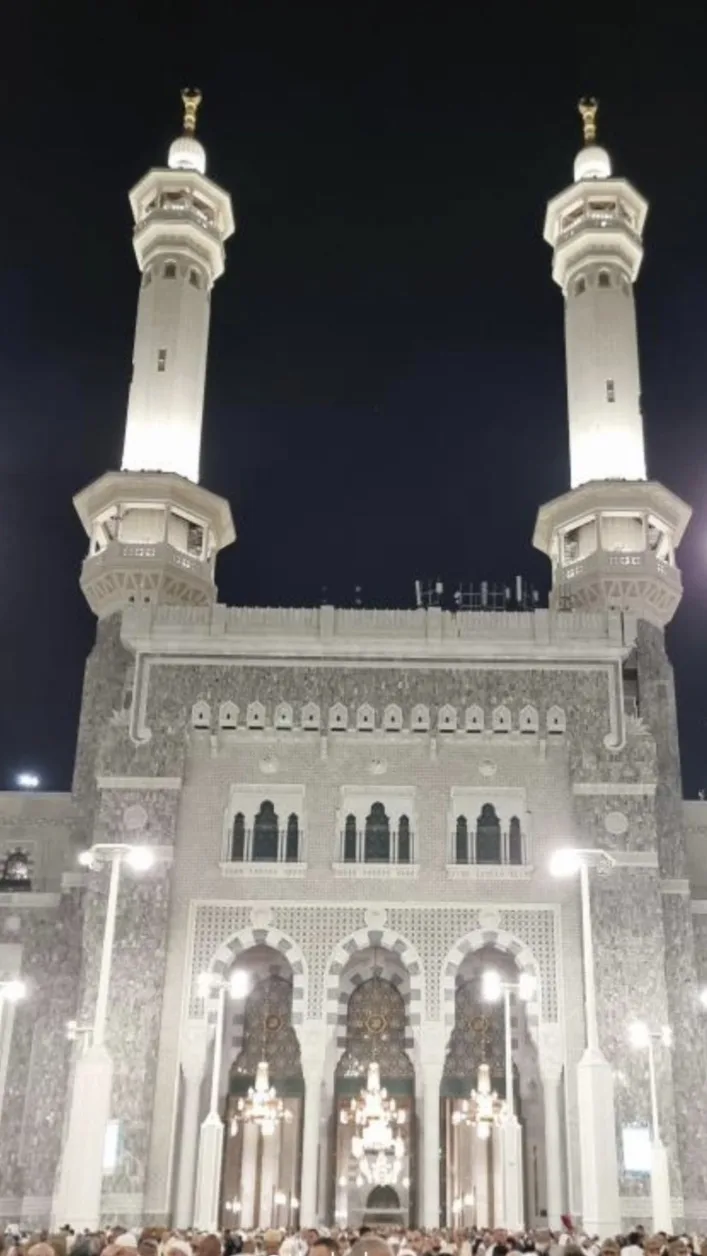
top-left (52, 843), bottom-right (154, 1231)
top-left (629, 1021), bottom-right (673, 1233)
top-left (550, 847), bottom-right (621, 1238)
top-left (193, 969), bottom-right (250, 1231)
top-left (482, 969), bottom-right (535, 1230)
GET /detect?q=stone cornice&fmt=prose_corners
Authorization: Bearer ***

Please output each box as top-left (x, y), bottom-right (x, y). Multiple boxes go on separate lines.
top-left (573, 781), bottom-right (656, 796)
top-left (0, 891), bottom-right (60, 909)
top-left (96, 776), bottom-right (183, 791)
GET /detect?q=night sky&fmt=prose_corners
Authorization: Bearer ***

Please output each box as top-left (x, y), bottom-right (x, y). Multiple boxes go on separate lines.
top-left (2, 5), bottom-right (707, 794)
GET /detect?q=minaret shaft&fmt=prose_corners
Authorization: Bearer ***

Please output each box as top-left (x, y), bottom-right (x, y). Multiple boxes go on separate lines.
top-left (73, 92), bottom-right (236, 619)
top-left (534, 101), bottom-right (690, 627)
top-left (122, 249), bottom-right (211, 481)
top-left (564, 256), bottom-right (645, 486)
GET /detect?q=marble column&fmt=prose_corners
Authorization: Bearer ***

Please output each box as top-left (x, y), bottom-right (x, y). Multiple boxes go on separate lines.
top-left (240, 1122), bottom-right (259, 1227)
top-left (174, 1025), bottom-right (208, 1228)
top-left (298, 1021), bottom-right (328, 1228)
top-left (539, 1027), bottom-right (565, 1230)
top-left (421, 1057), bottom-right (444, 1228)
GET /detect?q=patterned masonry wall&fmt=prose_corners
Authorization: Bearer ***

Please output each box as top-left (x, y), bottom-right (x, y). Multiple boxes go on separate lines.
top-left (0, 890), bottom-right (83, 1222)
top-left (637, 622), bottom-right (707, 1215)
top-left (75, 787), bottom-right (179, 1216)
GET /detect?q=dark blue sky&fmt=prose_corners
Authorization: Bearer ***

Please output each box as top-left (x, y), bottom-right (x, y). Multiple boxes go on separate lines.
top-left (2, 4), bottom-right (707, 793)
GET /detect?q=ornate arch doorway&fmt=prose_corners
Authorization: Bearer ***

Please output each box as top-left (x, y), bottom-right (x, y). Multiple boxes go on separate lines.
top-left (220, 947), bottom-right (303, 1229)
top-left (332, 949), bottom-right (415, 1228)
top-left (441, 945), bottom-right (542, 1228)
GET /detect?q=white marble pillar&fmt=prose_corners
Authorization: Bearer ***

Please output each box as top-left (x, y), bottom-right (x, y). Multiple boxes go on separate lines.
top-left (298, 1021), bottom-right (328, 1228)
top-left (500, 1116), bottom-right (524, 1230)
top-left (240, 1122), bottom-right (259, 1227)
top-left (174, 1025), bottom-right (208, 1228)
top-left (421, 1059), bottom-right (443, 1228)
top-left (540, 1062), bottom-right (564, 1228)
top-left (259, 1126), bottom-right (278, 1227)
top-left (474, 1130), bottom-right (490, 1228)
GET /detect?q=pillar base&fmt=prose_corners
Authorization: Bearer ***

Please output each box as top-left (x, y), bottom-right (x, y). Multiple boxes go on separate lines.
top-left (576, 1046), bottom-right (621, 1237)
top-left (193, 1112), bottom-right (225, 1232)
top-left (52, 1043), bottom-right (113, 1230)
top-left (500, 1115), bottom-right (524, 1231)
top-left (650, 1139), bottom-right (673, 1234)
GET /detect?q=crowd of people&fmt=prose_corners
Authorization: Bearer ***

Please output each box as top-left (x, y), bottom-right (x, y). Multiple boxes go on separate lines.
top-left (1, 1224), bottom-right (706, 1256)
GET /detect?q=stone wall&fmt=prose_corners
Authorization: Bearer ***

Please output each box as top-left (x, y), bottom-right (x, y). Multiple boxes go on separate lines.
top-left (637, 621), bottom-right (707, 1221)
top-left (0, 889), bottom-right (83, 1226)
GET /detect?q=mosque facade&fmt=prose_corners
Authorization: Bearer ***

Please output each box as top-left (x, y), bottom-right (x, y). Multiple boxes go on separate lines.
top-left (1, 93), bottom-right (707, 1236)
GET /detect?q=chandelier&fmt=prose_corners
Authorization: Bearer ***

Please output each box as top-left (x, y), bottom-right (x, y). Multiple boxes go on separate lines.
top-left (230, 1060), bottom-right (292, 1137)
top-left (341, 1061), bottom-right (406, 1183)
top-left (452, 1062), bottom-right (506, 1140)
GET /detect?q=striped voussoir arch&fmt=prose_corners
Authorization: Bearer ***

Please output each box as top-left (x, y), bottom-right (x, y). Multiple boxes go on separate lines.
top-left (323, 927), bottom-right (425, 1030)
top-left (207, 926), bottom-right (308, 1027)
top-left (332, 953), bottom-right (416, 1051)
top-left (441, 928), bottom-right (541, 1038)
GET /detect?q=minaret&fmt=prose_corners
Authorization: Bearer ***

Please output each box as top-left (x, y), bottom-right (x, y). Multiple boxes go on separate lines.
top-left (534, 100), bottom-right (690, 626)
top-left (74, 90), bottom-right (235, 617)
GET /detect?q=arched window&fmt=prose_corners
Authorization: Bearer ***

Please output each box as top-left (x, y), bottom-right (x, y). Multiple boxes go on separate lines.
top-left (231, 812), bottom-right (245, 861)
top-left (1, 852), bottom-right (31, 889)
top-left (343, 813), bottom-right (357, 862)
top-left (509, 816), bottom-right (522, 865)
top-left (476, 804), bottom-right (501, 864)
top-left (364, 803), bottom-right (390, 862)
top-left (163, 261), bottom-right (177, 279)
top-left (598, 269), bottom-right (611, 288)
top-left (455, 815), bottom-right (469, 863)
top-left (574, 276), bottom-right (586, 296)
top-left (252, 801), bottom-right (279, 861)
top-left (397, 815), bottom-right (411, 863)
top-left (189, 269), bottom-right (201, 289)
top-left (285, 813), bottom-right (299, 862)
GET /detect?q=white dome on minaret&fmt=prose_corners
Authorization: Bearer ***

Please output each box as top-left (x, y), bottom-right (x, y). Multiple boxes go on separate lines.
top-left (168, 89), bottom-right (207, 173)
top-left (573, 97), bottom-right (611, 181)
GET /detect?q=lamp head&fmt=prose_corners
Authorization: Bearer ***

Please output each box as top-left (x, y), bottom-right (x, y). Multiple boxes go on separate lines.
top-left (229, 969), bottom-right (250, 999)
top-left (550, 848), bottom-right (583, 878)
top-left (629, 1020), bottom-right (650, 1049)
top-left (1, 978), bottom-right (27, 1003)
top-left (125, 845), bottom-right (154, 872)
top-left (482, 970), bottom-right (502, 1003)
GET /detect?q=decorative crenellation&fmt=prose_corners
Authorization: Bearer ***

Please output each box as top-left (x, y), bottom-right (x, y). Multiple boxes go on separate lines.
top-left (190, 697), bottom-right (566, 738)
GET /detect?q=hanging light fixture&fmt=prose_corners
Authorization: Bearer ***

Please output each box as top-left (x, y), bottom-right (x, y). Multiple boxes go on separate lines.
top-left (452, 1062), bottom-right (506, 1140)
top-left (230, 1008), bottom-right (292, 1137)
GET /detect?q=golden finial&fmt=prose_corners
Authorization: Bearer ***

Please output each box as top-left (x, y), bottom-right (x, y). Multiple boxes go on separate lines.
top-left (181, 88), bottom-right (202, 136)
top-left (578, 97), bottom-right (598, 146)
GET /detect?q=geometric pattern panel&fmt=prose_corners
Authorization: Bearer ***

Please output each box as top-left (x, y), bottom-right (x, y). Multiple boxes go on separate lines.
top-left (189, 902), bottom-right (559, 1024)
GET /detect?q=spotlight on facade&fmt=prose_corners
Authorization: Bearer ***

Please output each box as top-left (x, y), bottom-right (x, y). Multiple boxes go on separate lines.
top-left (549, 847), bottom-right (583, 878)
top-left (78, 849), bottom-right (95, 869)
top-left (16, 772), bottom-right (40, 789)
top-left (229, 969), bottom-right (250, 999)
top-left (700, 988), bottom-right (707, 1009)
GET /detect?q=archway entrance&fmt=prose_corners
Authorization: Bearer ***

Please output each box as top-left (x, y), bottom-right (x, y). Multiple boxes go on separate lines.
top-left (219, 945), bottom-right (303, 1229)
top-left (441, 945), bottom-right (542, 1228)
top-left (331, 946), bottom-right (416, 1227)
top-left (363, 1185), bottom-right (403, 1226)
